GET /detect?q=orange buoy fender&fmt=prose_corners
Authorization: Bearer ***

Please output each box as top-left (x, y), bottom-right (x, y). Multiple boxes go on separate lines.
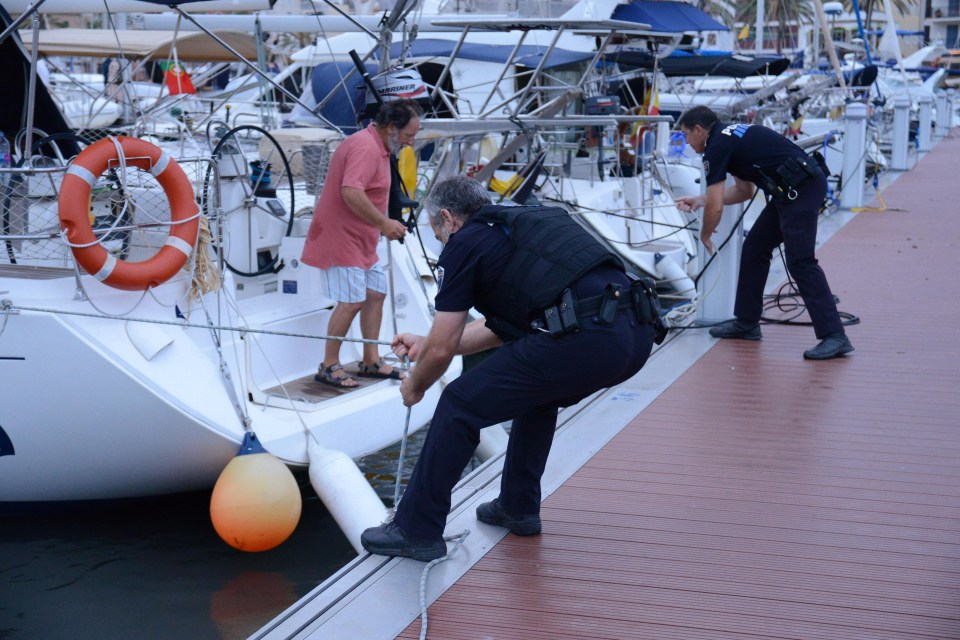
top-left (58, 136), bottom-right (200, 291)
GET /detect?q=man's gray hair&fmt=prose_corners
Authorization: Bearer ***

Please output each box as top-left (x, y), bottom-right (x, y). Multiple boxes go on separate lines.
top-left (423, 176), bottom-right (491, 223)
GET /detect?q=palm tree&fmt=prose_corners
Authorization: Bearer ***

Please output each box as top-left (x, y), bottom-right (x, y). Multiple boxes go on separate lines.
top-left (720, 0), bottom-right (918, 54)
top-left (727, 0), bottom-right (815, 53)
top-left (691, 0), bottom-right (738, 26)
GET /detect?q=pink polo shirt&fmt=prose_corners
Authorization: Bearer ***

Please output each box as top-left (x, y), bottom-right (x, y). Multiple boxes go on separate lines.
top-left (301, 124), bottom-right (390, 270)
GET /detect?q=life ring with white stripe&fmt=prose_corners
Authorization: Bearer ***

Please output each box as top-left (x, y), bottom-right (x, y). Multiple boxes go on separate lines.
top-left (58, 136), bottom-right (200, 291)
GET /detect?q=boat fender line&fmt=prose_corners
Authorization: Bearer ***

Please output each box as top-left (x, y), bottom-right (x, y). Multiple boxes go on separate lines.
top-left (386, 355), bottom-right (472, 640)
top-left (417, 529), bottom-right (470, 640)
top-left (58, 136), bottom-right (201, 291)
top-left (392, 356), bottom-right (413, 509)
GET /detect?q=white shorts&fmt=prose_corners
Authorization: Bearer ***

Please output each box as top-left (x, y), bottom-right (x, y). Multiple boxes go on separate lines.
top-left (320, 263), bottom-right (387, 303)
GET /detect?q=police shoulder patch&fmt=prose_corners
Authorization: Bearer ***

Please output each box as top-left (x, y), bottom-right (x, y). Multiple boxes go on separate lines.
top-left (703, 160), bottom-right (710, 175)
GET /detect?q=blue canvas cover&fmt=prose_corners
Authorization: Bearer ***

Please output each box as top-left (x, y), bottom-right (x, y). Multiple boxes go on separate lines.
top-left (310, 61), bottom-right (378, 133)
top-left (135, 0), bottom-right (275, 4)
top-left (611, 0), bottom-right (729, 33)
top-left (388, 39), bottom-right (594, 70)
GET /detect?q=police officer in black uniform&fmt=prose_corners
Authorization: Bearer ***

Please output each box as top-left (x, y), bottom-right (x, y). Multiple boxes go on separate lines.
top-left (675, 105), bottom-right (853, 360)
top-left (361, 176), bottom-right (660, 561)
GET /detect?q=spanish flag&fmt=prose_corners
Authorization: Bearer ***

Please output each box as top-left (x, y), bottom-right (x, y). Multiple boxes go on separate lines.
top-left (738, 23), bottom-right (750, 40)
top-left (641, 76), bottom-right (660, 116)
top-left (161, 61), bottom-right (196, 96)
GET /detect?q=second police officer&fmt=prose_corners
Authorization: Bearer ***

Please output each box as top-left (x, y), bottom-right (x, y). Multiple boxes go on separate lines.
top-left (675, 105), bottom-right (854, 360)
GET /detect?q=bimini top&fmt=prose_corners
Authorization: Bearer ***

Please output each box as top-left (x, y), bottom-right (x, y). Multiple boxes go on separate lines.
top-left (18, 28), bottom-right (260, 62)
top-left (611, 0), bottom-right (729, 33)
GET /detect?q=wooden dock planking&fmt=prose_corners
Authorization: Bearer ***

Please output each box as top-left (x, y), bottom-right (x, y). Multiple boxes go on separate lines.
top-left (395, 132), bottom-right (960, 639)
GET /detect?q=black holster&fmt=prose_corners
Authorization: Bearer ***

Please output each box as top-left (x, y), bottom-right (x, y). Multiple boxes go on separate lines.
top-left (811, 150), bottom-right (830, 177)
top-left (531, 276), bottom-right (667, 343)
top-left (534, 288), bottom-right (581, 338)
top-left (775, 155), bottom-right (820, 190)
top-left (628, 275), bottom-right (668, 344)
top-left (756, 154), bottom-right (822, 201)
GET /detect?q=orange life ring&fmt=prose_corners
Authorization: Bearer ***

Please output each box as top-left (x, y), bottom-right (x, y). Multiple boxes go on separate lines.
top-left (58, 136), bottom-right (200, 291)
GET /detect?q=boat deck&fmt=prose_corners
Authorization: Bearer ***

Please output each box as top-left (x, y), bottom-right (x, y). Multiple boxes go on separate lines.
top-left (255, 132), bottom-right (960, 640)
top-left (262, 361), bottom-right (385, 402)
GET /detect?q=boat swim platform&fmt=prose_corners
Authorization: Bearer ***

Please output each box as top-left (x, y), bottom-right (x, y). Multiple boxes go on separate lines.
top-left (262, 361), bottom-right (384, 403)
top-left (252, 132), bottom-right (960, 640)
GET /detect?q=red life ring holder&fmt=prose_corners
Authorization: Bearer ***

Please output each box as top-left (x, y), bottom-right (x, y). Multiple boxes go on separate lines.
top-left (58, 136), bottom-right (200, 291)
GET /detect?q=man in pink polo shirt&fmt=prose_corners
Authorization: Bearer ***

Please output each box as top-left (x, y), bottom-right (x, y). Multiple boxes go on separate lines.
top-left (302, 99), bottom-right (423, 387)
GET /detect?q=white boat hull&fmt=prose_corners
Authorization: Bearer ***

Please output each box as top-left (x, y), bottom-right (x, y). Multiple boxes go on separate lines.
top-left (0, 234), bottom-right (454, 505)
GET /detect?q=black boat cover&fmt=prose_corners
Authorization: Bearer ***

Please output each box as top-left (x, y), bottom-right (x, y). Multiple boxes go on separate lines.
top-left (606, 49), bottom-right (791, 78)
top-left (1, 6), bottom-right (80, 157)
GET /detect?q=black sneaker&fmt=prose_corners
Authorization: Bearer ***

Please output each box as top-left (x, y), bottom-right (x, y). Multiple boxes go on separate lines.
top-left (803, 332), bottom-right (854, 360)
top-left (360, 521), bottom-right (447, 562)
top-left (709, 319), bottom-right (762, 341)
top-left (476, 499), bottom-right (542, 536)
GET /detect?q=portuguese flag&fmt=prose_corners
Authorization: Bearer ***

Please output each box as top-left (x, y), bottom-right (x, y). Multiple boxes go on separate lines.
top-left (161, 61), bottom-right (196, 95)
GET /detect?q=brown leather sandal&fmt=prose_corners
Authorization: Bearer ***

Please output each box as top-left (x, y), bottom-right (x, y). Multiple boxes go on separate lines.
top-left (314, 363), bottom-right (359, 388)
top-left (356, 359), bottom-right (405, 380)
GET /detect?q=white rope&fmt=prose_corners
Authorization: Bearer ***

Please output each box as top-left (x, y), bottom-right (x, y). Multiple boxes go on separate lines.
top-left (391, 355), bottom-right (413, 511)
top-left (418, 529), bottom-right (470, 640)
top-left (380, 355), bottom-right (473, 640)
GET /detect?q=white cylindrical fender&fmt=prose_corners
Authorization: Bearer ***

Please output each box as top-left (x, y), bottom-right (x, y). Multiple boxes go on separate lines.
top-left (655, 252), bottom-right (696, 298)
top-left (475, 423), bottom-right (510, 461)
top-left (308, 442), bottom-right (388, 554)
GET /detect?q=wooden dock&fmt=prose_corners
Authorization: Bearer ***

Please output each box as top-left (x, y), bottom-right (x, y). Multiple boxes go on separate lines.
top-left (254, 131), bottom-right (960, 640)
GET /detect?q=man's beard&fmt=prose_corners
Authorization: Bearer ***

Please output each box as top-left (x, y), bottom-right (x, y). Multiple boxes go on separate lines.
top-left (388, 131), bottom-right (404, 155)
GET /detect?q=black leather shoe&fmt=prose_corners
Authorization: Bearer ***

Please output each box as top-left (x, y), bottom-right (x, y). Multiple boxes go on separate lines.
top-left (709, 319), bottom-right (762, 340)
top-left (476, 499), bottom-right (541, 536)
top-left (803, 332), bottom-right (854, 360)
top-left (360, 521), bottom-right (447, 562)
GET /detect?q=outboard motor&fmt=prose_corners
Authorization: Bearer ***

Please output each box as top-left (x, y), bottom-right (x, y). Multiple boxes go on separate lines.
top-left (584, 95), bottom-right (621, 116)
top-left (362, 67), bottom-right (430, 120)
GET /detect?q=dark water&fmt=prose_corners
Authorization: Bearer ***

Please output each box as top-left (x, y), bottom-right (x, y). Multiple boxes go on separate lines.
top-left (0, 428), bottom-right (451, 640)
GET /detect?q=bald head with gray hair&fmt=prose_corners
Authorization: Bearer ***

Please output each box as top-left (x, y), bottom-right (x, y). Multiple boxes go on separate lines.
top-left (423, 176), bottom-right (492, 225)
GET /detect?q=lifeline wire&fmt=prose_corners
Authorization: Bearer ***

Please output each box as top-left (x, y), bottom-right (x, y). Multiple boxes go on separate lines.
top-left (1, 302), bottom-right (393, 346)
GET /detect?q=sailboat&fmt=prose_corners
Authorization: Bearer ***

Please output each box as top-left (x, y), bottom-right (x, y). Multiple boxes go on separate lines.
top-left (0, 1), bottom-right (458, 530)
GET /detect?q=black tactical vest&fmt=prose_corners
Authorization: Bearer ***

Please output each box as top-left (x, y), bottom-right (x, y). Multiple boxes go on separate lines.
top-left (471, 204), bottom-right (624, 320)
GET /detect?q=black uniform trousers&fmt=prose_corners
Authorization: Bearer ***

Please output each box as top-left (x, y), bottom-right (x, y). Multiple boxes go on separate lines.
top-left (395, 308), bottom-right (654, 540)
top-left (734, 171), bottom-right (845, 338)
